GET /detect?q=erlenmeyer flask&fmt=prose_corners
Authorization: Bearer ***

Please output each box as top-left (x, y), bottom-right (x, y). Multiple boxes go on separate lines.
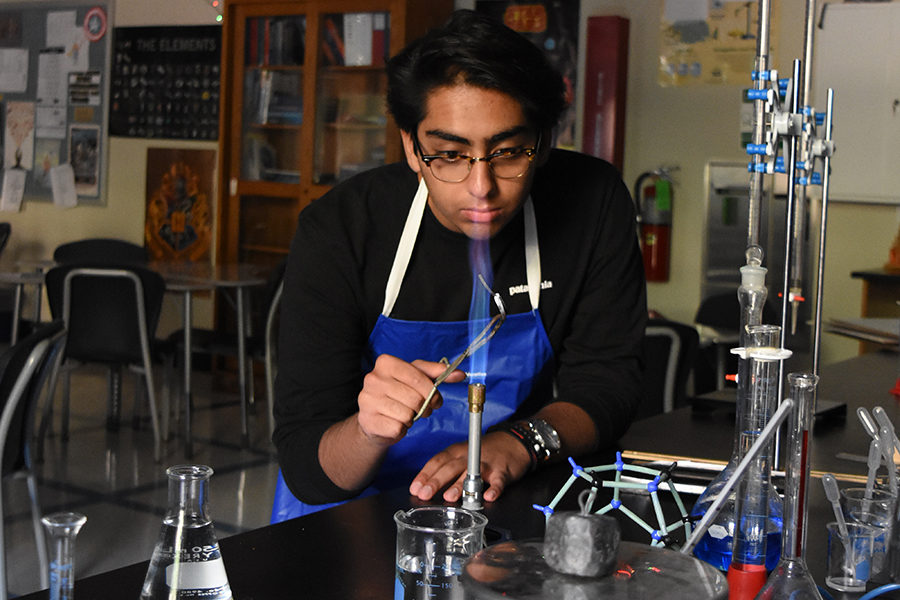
top-left (141, 465), bottom-right (232, 600)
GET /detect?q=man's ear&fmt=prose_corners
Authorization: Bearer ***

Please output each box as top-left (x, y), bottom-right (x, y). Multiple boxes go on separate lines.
top-left (400, 130), bottom-right (422, 174)
top-left (535, 128), bottom-right (553, 167)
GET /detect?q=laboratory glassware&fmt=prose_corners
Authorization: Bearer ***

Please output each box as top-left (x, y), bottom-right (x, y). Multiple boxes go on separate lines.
top-left (727, 325), bottom-right (789, 598)
top-left (41, 511), bottom-right (87, 600)
top-left (826, 521), bottom-right (875, 592)
top-left (691, 272), bottom-right (785, 573)
top-left (755, 372), bottom-right (823, 599)
top-left (394, 505), bottom-right (487, 600)
top-left (141, 465), bottom-right (232, 600)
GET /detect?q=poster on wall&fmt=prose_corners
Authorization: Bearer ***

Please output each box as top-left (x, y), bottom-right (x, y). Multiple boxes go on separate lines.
top-left (144, 148), bottom-right (215, 262)
top-left (475, 0), bottom-right (579, 149)
top-left (110, 26), bottom-right (221, 140)
top-left (4, 100), bottom-right (35, 169)
top-left (69, 123), bottom-right (99, 196)
top-left (658, 0), bottom-right (779, 86)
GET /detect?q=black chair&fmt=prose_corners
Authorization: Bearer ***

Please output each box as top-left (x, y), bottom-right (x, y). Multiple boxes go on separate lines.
top-left (0, 320), bottom-right (66, 600)
top-left (162, 260), bottom-right (286, 442)
top-left (45, 265), bottom-right (165, 461)
top-left (53, 238), bottom-right (148, 266)
top-left (694, 292), bottom-right (778, 393)
top-left (0, 223), bottom-right (10, 258)
top-left (639, 318), bottom-right (700, 419)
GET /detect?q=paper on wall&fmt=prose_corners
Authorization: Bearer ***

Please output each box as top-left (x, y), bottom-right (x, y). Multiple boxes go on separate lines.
top-left (50, 163), bottom-right (78, 208)
top-left (0, 169), bottom-right (26, 212)
top-left (0, 48), bottom-right (28, 93)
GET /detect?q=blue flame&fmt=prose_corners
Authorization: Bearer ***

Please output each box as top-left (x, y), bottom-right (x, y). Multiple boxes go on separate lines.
top-left (468, 238), bottom-right (493, 384)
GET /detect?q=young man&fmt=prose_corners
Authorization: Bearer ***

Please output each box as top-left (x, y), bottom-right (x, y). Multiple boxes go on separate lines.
top-left (271, 10), bottom-right (646, 521)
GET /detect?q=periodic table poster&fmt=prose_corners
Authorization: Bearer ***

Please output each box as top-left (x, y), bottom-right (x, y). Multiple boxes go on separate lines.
top-left (109, 26), bottom-right (221, 140)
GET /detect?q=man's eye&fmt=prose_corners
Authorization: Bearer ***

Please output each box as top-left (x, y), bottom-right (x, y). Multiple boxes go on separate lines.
top-left (437, 152), bottom-right (464, 162)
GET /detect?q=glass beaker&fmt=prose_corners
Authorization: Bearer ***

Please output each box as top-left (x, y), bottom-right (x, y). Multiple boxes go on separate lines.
top-left (42, 511), bottom-right (87, 600)
top-left (141, 465), bottom-right (232, 600)
top-left (394, 505), bottom-right (487, 600)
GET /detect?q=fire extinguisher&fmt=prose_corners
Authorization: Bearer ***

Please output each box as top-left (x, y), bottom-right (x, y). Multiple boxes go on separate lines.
top-left (634, 170), bottom-right (673, 282)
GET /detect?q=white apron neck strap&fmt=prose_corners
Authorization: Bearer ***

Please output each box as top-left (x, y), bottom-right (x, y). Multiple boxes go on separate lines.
top-left (382, 177), bottom-right (429, 316)
top-left (382, 182), bottom-right (542, 316)
top-left (523, 196), bottom-right (541, 310)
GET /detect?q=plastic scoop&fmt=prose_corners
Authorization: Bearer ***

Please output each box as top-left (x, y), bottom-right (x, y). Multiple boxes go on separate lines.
top-left (873, 406), bottom-right (900, 458)
top-left (866, 439), bottom-right (883, 499)
top-left (858, 407), bottom-right (880, 441)
top-left (879, 425), bottom-right (899, 495)
top-left (823, 473), bottom-right (849, 541)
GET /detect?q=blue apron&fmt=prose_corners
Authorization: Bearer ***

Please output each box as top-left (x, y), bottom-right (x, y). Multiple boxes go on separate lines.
top-left (272, 179), bottom-right (553, 522)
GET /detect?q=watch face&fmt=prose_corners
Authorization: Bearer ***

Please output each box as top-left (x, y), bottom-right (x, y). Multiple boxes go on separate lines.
top-left (532, 419), bottom-right (561, 451)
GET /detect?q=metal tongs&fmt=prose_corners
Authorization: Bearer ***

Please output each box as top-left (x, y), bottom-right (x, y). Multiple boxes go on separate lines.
top-left (412, 275), bottom-right (506, 422)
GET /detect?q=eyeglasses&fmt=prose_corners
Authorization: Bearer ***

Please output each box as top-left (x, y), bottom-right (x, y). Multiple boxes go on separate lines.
top-left (413, 134), bottom-right (539, 183)
top-left (412, 274), bottom-right (507, 422)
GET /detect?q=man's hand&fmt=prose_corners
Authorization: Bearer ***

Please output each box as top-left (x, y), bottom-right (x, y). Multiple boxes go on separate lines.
top-left (408, 431), bottom-right (532, 503)
top-left (356, 354), bottom-right (464, 447)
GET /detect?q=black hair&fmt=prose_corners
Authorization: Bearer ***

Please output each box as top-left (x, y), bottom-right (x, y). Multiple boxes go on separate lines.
top-left (386, 9), bottom-right (567, 137)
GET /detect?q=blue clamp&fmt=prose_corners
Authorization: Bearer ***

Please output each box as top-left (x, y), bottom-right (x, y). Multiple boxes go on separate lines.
top-left (746, 143), bottom-right (769, 156)
top-left (816, 113), bottom-right (825, 126)
top-left (799, 172), bottom-right (822, 186)
top-left (778, 78), bottom-right (790, 90)
top-left (746, 88), bottom-right (769, 101)
top-left (532, 504), bottom-right (554, 517)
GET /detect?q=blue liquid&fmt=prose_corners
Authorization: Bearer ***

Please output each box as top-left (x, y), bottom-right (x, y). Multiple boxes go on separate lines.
top-left (692, 520), bottom-right (783, 572)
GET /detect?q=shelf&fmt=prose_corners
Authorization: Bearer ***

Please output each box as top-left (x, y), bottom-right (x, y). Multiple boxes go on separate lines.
top-left (325, 122), bottom-right (384, 131)
top-left (235, 179), bottom-right (303, 196)
top-left (246, 122), bottom-right (303, 130)
top-left (246, 64), bottom-right (304, 72)
top-left (241, 243), bottom-right (291, 255)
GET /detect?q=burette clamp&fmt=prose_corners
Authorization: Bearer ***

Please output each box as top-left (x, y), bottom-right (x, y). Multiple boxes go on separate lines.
top-left (730, 346), bottom-right (793, 361)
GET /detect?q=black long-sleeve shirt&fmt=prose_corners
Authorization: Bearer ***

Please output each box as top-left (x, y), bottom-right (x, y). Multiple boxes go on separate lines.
top-left (273, 148), bottom-right (647, 504)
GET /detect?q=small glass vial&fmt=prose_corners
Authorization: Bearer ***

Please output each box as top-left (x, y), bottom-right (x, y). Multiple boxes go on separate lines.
top-left (141, 465), bottom-right (232, 600)
top-left (42, 512), bottom-right (87, 600)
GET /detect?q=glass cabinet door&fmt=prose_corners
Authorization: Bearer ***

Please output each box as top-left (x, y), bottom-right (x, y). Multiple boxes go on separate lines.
top-left (240, 15), bottom-right (306, 183)
top-left (313, 12), bottom-right (390, 185)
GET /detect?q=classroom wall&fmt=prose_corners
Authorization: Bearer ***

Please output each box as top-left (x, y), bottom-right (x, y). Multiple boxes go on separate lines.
top-left (3, 0), bottom-right (896, 361)
top-left (0, 0), bottom-right (221, 331)
top-left (456, 0), bottom-right (900, 366)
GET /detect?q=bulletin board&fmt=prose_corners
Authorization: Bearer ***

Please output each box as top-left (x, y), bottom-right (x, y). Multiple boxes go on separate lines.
top-left (0, 0), bottom-right (112, 206)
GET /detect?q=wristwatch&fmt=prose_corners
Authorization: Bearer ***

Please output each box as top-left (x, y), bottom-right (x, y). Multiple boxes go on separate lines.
top-left (498, 418), bottom-right (561, 470)
top-left (524, 418), bottom-right (562, 462)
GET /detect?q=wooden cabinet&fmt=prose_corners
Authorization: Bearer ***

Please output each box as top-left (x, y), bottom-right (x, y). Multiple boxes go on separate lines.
top-left (216, 0), bottom-right (453, 268)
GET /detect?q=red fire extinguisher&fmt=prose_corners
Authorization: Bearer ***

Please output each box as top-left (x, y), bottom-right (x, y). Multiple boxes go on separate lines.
top-left (634, 170), bottom-right (673, 282)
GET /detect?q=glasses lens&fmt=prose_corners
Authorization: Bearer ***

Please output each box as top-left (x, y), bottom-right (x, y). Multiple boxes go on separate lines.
top-left (490, 151), bottom-right (531, 179)
top-left (430, 158), bottom-right (469, 183)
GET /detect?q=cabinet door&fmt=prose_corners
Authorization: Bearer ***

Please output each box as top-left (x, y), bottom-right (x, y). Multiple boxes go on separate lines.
top-left (313, 11), bottom-right (391, 185)
top-left (813, 4), bottom-right (900, 203)
top-left (238, 12), bottom-right (307, 184)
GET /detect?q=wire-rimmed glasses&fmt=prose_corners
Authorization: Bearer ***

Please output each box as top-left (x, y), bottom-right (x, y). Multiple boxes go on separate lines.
top-left (412, 275), bottom-right (507, 422)
top-left (413, 134), bottom-right (539, 183)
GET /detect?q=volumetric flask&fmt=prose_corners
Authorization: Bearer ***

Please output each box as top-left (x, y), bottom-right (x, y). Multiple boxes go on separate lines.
top-left (141, 465), bottom-right (232, 600)
top-left (42, 511), bottom-right (87, 600)
top-left (394, 506), bottom-right (487, 600)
